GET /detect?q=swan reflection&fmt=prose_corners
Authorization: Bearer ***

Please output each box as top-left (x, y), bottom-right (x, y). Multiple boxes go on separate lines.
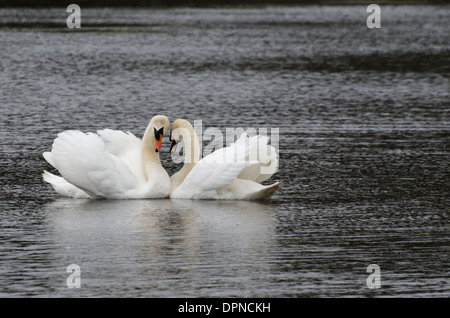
top-left (44, 198), bottom-right (278, 295)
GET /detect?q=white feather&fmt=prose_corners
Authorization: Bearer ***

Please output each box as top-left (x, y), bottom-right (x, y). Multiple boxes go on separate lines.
top-left (49, 130), bottom-right (137, 198)
top-left (42, 115), bottom-right (171, 199)
top-left (42, 170), bottom-right (91, 199)
top-left (170, 128), bottom-right (280, 200)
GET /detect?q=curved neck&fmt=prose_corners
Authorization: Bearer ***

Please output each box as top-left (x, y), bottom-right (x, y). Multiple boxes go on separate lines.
top-left (141, 126), bottom-right (161, 177)
top-left (170, 123), bottom-right (201, 190)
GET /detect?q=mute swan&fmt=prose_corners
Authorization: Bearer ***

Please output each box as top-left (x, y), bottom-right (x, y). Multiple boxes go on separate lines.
top-left (42, 115), bottom-right (171, 199)
top-left (168, 119), bottom-right (280, 200)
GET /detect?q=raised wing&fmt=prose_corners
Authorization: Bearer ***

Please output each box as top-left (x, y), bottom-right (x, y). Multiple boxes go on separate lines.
top-left (50, 130), bottom-right (137, 198)
top-left (97, 129), bottom-right (141, 158)
top-left (174, 134), bottom-right (254, 196)
top-left (97, 129), bottom-right (146, 183)
top-left (237, 134), bottom-right (278, 183)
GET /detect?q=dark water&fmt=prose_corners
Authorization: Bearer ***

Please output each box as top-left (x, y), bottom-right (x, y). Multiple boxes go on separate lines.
top-left (0, 6), bottom-right (449, 297)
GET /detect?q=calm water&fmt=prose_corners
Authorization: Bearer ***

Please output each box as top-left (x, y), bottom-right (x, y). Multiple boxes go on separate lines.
top-left (0, 5), bottom-right (449, 297)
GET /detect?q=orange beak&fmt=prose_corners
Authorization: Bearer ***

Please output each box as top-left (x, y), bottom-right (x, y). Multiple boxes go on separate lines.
top-left (154, 135), bottom-right (162, 152)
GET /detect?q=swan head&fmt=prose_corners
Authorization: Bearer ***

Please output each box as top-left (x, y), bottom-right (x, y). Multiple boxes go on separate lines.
top-left (149, 115), bottom-right (170, 153)
top-left (169, 119), bottom-right (193, 153)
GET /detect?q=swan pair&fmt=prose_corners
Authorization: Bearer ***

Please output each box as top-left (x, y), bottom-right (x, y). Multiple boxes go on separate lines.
top-left (43, 115), bottom-right (280, 200)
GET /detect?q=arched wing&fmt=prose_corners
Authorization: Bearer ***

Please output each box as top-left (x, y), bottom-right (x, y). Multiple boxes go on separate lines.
top-left (175, 134), bottom-right (254, 195)
top-left (237, 134), bottom-right (279, 183)
top-left (50, 130), bottom-right (137, 198)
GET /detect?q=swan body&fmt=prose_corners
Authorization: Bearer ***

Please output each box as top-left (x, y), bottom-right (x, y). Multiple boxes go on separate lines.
top-left (169, 119), bottom-right (280, 200)
top-left (43, 115), bottom-right (171, 199)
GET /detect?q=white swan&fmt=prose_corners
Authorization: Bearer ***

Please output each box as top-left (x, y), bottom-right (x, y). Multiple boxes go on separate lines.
top-left (42, 115), bottom-right (171, 199)
top-left (168, 119), bottom-right (280, 200)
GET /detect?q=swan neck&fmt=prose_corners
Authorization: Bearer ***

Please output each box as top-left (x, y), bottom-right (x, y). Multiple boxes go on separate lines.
top-left (171, 123), bottom-right (201, 190)
top-left (141, 126), bottom-right (161, 175)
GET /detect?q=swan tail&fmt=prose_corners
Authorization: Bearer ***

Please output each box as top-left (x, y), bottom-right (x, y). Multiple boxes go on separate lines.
top-left (216, 179), bottom-right (281, 200)
top-left (42, 170), bottom-right (91, 199)
top-left (252, 181), bottom-right (281, 200)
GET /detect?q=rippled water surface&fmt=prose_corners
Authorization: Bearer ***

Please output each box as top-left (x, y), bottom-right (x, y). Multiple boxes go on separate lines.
top-left (0, 5), bottom-right (449, 297)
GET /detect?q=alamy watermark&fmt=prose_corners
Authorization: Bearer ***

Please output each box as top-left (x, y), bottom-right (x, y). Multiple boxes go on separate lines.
top-left (66, 264), bottom-right (81, 288)
top-left (366, 4), bottom-right (381, 29)
top-left (66, 4), bottom-right (81, 29)
top-left (366, 264), bottom-right (382, 289)
top-left (169, 120), bottom-right (279, 175)
top-left (66, 4), bottom-right (381, 30)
